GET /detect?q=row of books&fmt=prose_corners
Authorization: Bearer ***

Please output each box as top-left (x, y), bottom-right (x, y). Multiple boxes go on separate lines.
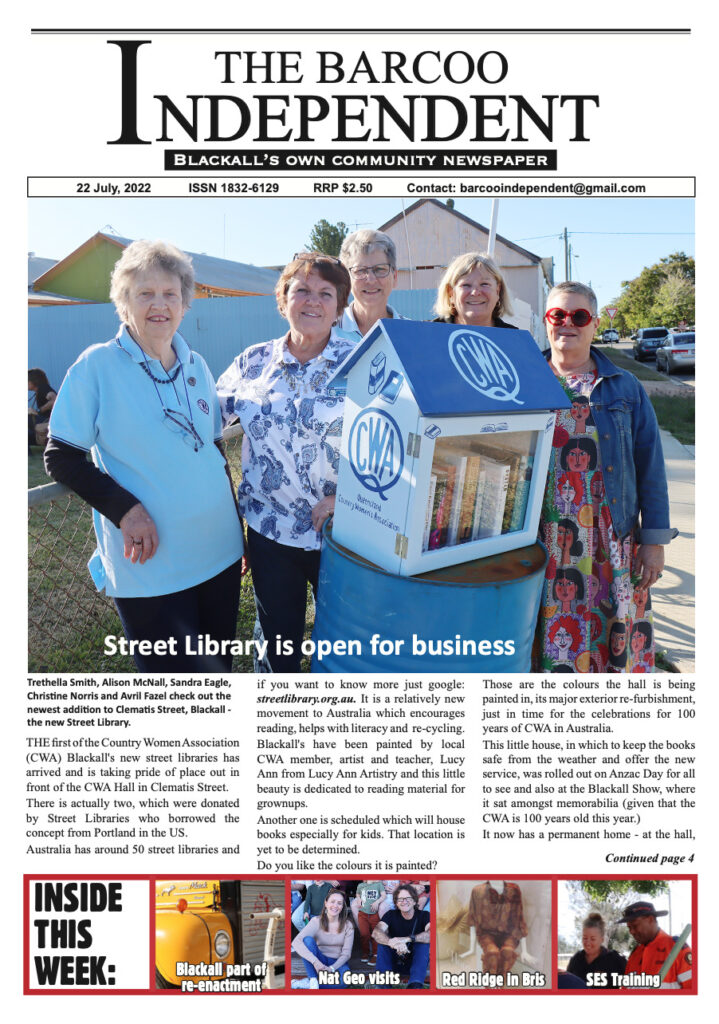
top-left (423, 444), bottom-right (535, 552)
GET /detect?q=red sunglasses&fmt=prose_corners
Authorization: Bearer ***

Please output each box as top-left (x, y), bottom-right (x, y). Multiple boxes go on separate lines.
top-left (544, 307), bottom-right (594, 327)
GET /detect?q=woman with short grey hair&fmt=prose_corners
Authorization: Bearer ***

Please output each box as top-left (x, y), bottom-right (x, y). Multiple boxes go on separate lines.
top-left (338, 228), bottom-right (406, 337)
top-left (546, 281), bottom-right (598, 317)
top-left (536, 280), bottom-right (675, 673)
top-left (109, 238), bottom-right (196, 313)
top-left (45, 239), bottom-right (244, 672)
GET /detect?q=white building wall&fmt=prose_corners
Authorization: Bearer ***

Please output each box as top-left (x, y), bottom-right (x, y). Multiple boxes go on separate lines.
top-left (383, 202), bottom-right (548, 323)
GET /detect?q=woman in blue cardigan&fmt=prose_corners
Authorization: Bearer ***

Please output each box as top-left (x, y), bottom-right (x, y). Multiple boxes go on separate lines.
top-left (536, 281), bottom-right (676, 672)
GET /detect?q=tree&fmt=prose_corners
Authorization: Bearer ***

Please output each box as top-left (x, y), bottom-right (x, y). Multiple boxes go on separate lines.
top-left (306, 219), bottom-right (348, 257)
top-left (579, 880), bottom-right (668, 902)
top-left (596, 252), bottom-right (695, 336)
top-left (562, 879), bottom-right (670, 955)
top-left (615, 252), bottom-right (695, 331)
top-left (649, 271), bottom-right (695, 327)
top-left (659, 251), bottom-right (694, 283)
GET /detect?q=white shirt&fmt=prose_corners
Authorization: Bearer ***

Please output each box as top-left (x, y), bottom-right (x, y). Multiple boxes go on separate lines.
top-left (339, 303), bottom-right (407, 337)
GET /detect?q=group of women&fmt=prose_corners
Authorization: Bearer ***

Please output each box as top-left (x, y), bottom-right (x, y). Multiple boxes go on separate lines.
top-left (290, 880), bottom-right (430, 989)
top-left (45, 229), bottom-right (675, 674)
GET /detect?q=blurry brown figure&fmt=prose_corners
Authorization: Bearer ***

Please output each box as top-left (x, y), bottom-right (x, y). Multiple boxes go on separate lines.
top-left (468, 881), bottom-right (528, 978)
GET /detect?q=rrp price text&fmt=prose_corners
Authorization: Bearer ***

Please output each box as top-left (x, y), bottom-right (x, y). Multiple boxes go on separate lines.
top-left (313, 181), bottom-right (373, 193)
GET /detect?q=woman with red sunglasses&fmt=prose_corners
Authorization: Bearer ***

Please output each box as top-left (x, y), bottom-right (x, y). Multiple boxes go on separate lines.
top-left (536, 282), bottom-right (676, 673)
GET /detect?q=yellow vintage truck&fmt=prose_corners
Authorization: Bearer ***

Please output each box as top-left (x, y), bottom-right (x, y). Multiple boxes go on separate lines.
top-left (155, 879), bottom-right (284, 989)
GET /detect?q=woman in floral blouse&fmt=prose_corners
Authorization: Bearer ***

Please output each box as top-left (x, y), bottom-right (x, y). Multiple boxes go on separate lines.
top-left (217, 253), bottom-right (354, 672)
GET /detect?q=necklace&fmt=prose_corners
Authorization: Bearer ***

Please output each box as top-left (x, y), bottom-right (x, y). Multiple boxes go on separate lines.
top-left (116, 329), bottom-right (182, 381)
top-left (137, 359), bottom-right (182, 383)
top-left (120, 330), bottom-right (202, 451)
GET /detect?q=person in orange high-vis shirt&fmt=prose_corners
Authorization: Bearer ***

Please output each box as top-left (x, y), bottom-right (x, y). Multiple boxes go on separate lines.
top-left (619, 901), bottom-right (692, 990)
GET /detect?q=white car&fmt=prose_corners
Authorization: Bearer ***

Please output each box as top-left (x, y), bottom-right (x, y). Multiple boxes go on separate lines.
top-left (656, 332), bottom-right (695, 374)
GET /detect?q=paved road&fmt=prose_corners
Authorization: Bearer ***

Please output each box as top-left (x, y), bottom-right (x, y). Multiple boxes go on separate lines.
top-left (610, 339), bottom-right (695, 388)
top-left (652, 431), bottom-right (695, 673)
top-left (602, 341), bottom-right (695, 671)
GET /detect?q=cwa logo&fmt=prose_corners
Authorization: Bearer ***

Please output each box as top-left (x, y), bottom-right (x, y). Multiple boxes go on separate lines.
top-left (348, 408), bottom-right (404, 501)
top-left (448, 329), bottom-right (524, 405)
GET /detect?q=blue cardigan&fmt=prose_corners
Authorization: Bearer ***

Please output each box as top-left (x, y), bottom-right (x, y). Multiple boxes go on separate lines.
top-left (548, 345), bottom-right (677, 545)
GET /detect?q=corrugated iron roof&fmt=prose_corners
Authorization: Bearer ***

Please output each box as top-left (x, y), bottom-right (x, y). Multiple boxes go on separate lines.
top-left (32, 232), bottom-right (280, 297)
top-left (28, 255), bottom-right (58, 287)
top-left (97, 234), bottom-right (281, 294)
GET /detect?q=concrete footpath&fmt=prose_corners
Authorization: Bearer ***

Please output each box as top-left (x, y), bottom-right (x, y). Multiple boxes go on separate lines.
top-left (652, 430), bottom-right (695, 673)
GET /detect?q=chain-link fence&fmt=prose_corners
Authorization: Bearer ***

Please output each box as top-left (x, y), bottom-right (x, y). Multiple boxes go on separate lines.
top-left (28, 427), bottom-right (264, 673)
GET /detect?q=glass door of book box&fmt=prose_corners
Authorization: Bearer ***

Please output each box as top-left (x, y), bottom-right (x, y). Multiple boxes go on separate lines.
top-left (423, 432), bottom-right (537, 553)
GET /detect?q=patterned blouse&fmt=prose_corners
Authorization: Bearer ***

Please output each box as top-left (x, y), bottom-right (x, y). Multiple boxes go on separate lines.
top-left (217, 329), bottom-right (357, 550)
top-left (467, 882), bottom-right (528, 943)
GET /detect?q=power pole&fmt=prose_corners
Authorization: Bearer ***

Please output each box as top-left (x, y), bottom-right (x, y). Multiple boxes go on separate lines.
top-left (563, 227), bottom-right (569, 279)
top-left (488, 200), bottom-right (499, 257)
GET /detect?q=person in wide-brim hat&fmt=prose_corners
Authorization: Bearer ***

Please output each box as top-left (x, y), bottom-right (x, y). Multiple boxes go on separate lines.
top-left (617, 900), bottom-right (668, 924)
top-left (619, 900), bottom-right (692, 989)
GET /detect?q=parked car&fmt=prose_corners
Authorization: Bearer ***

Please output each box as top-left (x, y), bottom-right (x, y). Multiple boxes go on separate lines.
top-left (633, 327), bottom-right (671, 361)
top-left (655, 331), bottom-right (695, 374)
top-left (602, 328), bottom-right (619, 343)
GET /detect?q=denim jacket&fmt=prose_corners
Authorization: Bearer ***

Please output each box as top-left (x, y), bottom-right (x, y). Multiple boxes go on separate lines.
top-left (548, 346), bottom-right (677, 545)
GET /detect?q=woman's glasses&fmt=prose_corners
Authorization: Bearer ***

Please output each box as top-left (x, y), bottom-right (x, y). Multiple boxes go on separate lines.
top-left (163, 407), bottom-right (204, 451)
top-left (544, 307), bottom-right (594, 327)
top-left (349, 263), bottom-right (392, 280)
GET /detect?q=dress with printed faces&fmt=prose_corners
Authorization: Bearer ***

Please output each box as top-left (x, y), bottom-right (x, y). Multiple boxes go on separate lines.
top-left (535, 372), bottom-right (654, 673)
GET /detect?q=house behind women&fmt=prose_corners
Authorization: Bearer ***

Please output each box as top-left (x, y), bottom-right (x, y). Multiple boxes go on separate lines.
top-left (378, 198), bottom-right (552, 344)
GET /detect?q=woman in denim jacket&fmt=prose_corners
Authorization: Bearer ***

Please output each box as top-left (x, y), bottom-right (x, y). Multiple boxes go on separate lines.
top-left (536, 282), bottom-right (676, 672)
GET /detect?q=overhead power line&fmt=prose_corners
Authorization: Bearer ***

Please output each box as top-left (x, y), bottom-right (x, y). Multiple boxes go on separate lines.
top-left (515, 231), bottom-right (694, 242)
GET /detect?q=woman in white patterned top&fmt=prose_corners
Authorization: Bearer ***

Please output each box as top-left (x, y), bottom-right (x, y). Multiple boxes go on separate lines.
top-left (217, 253), bottom-right (355, 672)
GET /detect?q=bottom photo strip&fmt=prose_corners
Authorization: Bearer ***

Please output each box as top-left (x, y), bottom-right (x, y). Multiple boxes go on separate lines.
top-left (24, 875), bottom-right (696, 995)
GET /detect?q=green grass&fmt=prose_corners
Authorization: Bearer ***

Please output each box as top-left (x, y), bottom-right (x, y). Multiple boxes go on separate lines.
top-left (28, 433), bottom-right (314, 673)
top-left (594, 344), bottom-right (668, 381)
top-left (649, 395), bottom-right (695, 445)
top-left (594, 346), bottom-right (695, 445)
top-left (28, 491), bottom-right (137, 673)
top-left (28, 449), bottom-right (50, 487)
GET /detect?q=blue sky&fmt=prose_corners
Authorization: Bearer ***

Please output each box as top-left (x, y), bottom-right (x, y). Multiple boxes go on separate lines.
top-left (28, 196), bottom-right (693, 311)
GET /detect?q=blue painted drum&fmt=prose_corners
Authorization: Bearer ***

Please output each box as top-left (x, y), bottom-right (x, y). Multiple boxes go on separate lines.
top-left (312, 524), bottom-right (547, 672)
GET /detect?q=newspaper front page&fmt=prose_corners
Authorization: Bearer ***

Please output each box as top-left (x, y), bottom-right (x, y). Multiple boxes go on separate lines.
top-left (15, 6), bottom-right (710, 1021)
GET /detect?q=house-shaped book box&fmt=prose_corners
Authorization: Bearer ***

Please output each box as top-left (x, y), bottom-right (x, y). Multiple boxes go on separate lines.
top-left (329, 319), bottom-right (571, 576)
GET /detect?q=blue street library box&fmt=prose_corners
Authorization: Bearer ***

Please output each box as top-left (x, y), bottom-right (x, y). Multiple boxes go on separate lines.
top-left (329, 319), bottom-right (571, 576)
